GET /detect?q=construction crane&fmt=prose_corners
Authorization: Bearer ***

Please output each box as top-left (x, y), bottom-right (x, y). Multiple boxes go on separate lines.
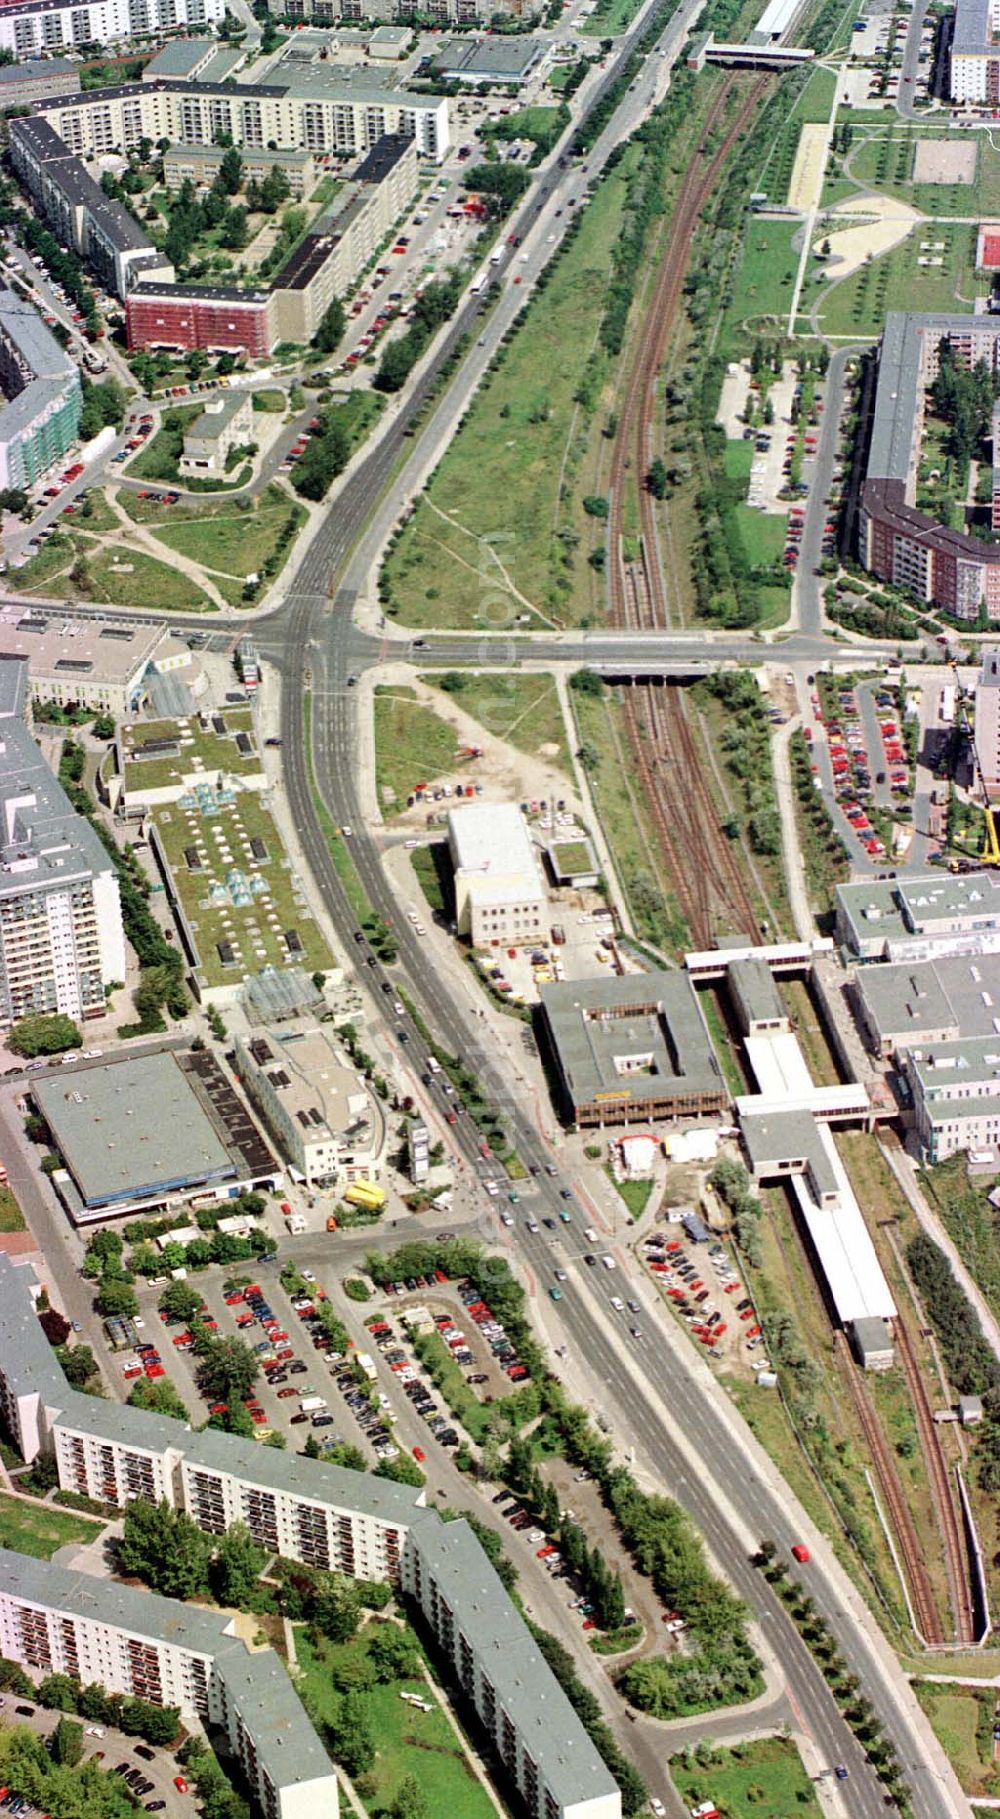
top-left (951, 661), bottom-right (1000, 866)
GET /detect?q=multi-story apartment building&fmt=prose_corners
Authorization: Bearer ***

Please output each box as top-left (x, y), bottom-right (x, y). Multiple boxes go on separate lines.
top-left (9, 116), bottom-right (173, 299)
top-left (860, 313), bottom-right (1000, 619)
top-left (0, 1254), bottom-right (622, 1819)
top-left (0, 57), bottom-right (79, 106)
top-left (29, 71), bottom-right (447, 164)
top-left (267, 0), bottom-right (540, 22)
top-left (0, 658), bottom-right (126, 1029)
top-left (0, 286), bottom-right (81, 491)
top-left (950, 0), bottom-right (1000, 100)
top-left (0, 1549), bottom-right (339, 1819)
top-left (0, 0), bottom-right (224, 60)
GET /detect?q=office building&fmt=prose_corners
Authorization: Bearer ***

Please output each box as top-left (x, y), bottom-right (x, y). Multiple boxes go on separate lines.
top-left (448, 802), bottom-right (548, 949)
top-left (232, 1022), bottom-right (384, 1191)
top-left (0, 1549), bottom-right (339, 1819)
top-left (905, 1034), bottom-right (1000, 1158)
top-left (0, 1252), bottom-right (621, 1819)
top-left (835, 869), bottom-right (1000, 961)
top-left (0, 0), bottom-right (224, 59)
top-left (0, 612), bottom-right (175, 717)
top-left (0, 658), bottom-right (125, 1029)
top-left (32, 1048), bottom-right (280, 1221)
top-left (976, 648), bottom-right (1000, 795)
top-left (0, 286), bottom-right (81, 490)
top-left (539, 971), bottom-right (727, 1129)
top-left (852, 951), bottom-right (1000, 1056)
top-left (179, 389), bottom-right (253, 478)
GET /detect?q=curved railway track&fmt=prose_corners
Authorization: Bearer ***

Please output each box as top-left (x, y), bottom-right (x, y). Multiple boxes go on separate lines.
top-left (605, 77), bottom-right (769, 948)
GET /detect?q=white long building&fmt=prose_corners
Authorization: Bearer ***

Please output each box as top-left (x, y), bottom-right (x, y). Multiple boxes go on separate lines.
top-left (0, 1254), bottom-right (621, 1819)
top-left (0, 657), bottom-right (126, 1029)
top-left (0, 0), bottom-right (223, 59)
top-left (0, 1548), bottom-right (336, 1819)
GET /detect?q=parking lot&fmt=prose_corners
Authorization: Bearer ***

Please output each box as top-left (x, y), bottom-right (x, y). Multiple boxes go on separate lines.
top-left (639, 1224), bottom-right (767, 1377)
top-left (0, 1694), bottom-right (187, 1818)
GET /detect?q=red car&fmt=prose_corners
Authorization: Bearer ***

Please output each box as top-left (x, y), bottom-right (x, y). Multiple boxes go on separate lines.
top-left (791, 1544), bottom-right (810, 1564)
top-left (173, 1778), bottom-right (189, 1795)
top-left (412, 1446), bottom-right (426, 1462)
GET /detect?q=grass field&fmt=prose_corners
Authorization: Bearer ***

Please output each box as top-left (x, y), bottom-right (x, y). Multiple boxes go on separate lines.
top-left (150, 491), bottom-right (306, 581)
top-left (845, 122), bottom-right (1000, 217)
top-left (913, 1683), bottom-right (999, 1798)
top-left (381, 150), bottom-right (637, 630)
top-left (792, 64), bottom-right (838, 123)
top-left (373, 686), bottom-right (461, 815)
top-left (733, 506), bottom-right (788, 567)
top-left (670, 1738), bottom-right (822, 1818)
top-left (127, 405), bottom-right (245, 488)
top-left (0, 1187), bottom-right (25, 1234)
top-left (12, 538), bottom-right (217, 613)
top-left (0, 1491), bottom-right (102, 1560)
top-left (294, 1626), bottom-right (496, 1819)
top-left (580, 0), bottom-right (642, 32)
top-left (425, 672), bottom-right (569, 771)
top-left (815, 222), bottom-right (978, 338)
top-left (569, 686), bottom-right (688, 955)
top-left (718, 219), bottom-right (799, 357)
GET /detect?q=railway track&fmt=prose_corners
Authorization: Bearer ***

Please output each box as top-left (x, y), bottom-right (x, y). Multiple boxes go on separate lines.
top-left (836, 1333), bottom-right (945, 1645)
top-left (893, 1315), bottom-right (975, 1645)
top-left (603, 77), bottom-right (769, 948)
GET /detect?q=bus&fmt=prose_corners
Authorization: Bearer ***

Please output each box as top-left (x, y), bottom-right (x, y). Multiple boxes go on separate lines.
top-left (344, 1181), bottom-right (386, 1212)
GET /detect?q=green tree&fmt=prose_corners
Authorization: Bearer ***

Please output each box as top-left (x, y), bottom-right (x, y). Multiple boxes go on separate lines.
top-left (314, 297), bottom-right (345, 354)
top-left (221, 206), bottom-right (248, 252)
top-left (37, 1674), bottom-right (79, 1711)
top-left (333, 1691), bottom-right (375, 1776)
top-left (195, 1334), bottom-right (259, 1404)
top-left (159, 1281), bottom-right (203, 1325)
top-left (57, 1344), bottom-right (97, 1388)
top-left (96, 1279), bottom-right (138, 1319)
top-left (313, 1575), bottom-right (361, 1644)
top-left (388, 1773), bottom-right (428, 1819)
top-left (211, 1522), bottom-right (266, 1609)
top-left (9, 1013), bottom-right (81, 1057)
top-left (118, 1500), bottom-right (211, 1600)
top-left (128, 1376), bottom-right (188, 1421)
top-left (367, 1622), bottom-right (418, 1683)
top-left (51, 1718), bottom-right (83, 1766)
top-left (218, 146), bottom-right (243, 194)
top-left (374, 1454), bottom-right (425, 1488)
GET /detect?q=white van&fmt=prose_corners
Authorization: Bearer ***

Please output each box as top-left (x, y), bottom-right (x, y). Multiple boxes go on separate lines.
top-left (601, 1255), bottom-right (616, 1271)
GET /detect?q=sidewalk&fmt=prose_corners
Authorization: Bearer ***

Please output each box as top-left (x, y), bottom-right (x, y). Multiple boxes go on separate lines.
top-left (771, 714), bottom-right (813, 941)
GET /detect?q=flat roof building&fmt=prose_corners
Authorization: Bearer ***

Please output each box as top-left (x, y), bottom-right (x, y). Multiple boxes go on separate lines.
top-left (0, 1548), bottom-right (338, 1819)
top-left (976, 648), bottom-right (1000, 796)
top-left (0, 1253), bottom-right (622, 1819)
top-left (33, 1048), bottom-right (278, 1220)
top-left (178, 389), bottom-right (252, 478)
top-left (851, 952), bottom-right (1000, 1055)
top-left (449, 801), bottom-right (548, 949)
top-left (0, 0), bottom-right (225, 60)
top-left (0, 285), bottom-right (80, 492)
top-left (0, 57), bottom-right (78, 105)
top-left (233, 1020), bottom-right (384, 1191)
top-left (0, 657), bottom-right (125, 1030)
top-left (429, 35), bottom-right (545, 82)
top-left (539, 970), bottom-right (727, 1129)
top-left (835, 869), bottom-right (1000, 962)
top-left (906, 1033), bottom-right (1000, 1159)
top-left (0, 611), bottom-right (172, 717)
top-left (726, 955), bottom-right (790, 1038)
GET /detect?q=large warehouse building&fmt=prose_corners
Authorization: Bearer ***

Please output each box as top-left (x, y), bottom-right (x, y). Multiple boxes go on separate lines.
top-left (0, 1253), bottom-right (622, 1819)
top-left (32, 1048), bottom-right (280, 1220)
top-left (0, 658), bottom-right (125, 1031)
top-left (860, 313), bottom-right (1000, 619)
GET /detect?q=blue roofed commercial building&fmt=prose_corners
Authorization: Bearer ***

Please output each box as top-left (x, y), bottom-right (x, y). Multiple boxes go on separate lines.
top-left (0, 1252), bottom-right (623, 1819)
top-left (0, 286), bottom-right (81, 490)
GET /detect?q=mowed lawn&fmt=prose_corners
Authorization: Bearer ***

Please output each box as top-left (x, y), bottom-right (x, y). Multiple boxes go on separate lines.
top-left (816, 222), bottom-right (978, 337)
top-left (373, 686), bottom-right (461, 814)
top-left (151, 493), bottom-right (306, 580)
top-left (294, 1627), bottom-right (496, 1819)
top-left (719, 219), bottom-right (799, 356)
top-left (0, 1492), bottom-right (102, 1560)
top-left (382, 154), bottom-right (635, 630)
top-left (670, 1738), bottom-right (822, 1818)
top-left (914, 1683), bottom-right (998, 1797)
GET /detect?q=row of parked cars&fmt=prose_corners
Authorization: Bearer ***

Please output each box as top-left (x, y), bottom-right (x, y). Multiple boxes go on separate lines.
top-left (455, 1277), bottom-right (532, 1383)
top-left (644, 1232), bottom-right (764, 1358)
top-left (366, 1315), bottom-right (459, 1453)
top-left (813, 682), bottom-right (908, 859)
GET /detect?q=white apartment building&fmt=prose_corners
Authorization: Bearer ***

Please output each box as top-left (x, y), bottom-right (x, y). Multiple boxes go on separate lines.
top-left (29, 73), bottom-right (448, 163)
top-left (0, 1549), bottom-right (338, 1819)
top-left (0, 0), bottom-right (223, 60)
top-left (976, 648), bottom-right (1000, 796)
top-left (906, 1034), bottom-right (1000, 1158)
top-left (0, 1255), bottom-right (623, 1819)
top-left (448, 801), bottom-right (549, 949)
top-left (233, 1023), bottom-right (383, 1191)
top-left (0, 658), bottom-right (126, 1028)
top-left (950, 0), bottom-right (1000, 100)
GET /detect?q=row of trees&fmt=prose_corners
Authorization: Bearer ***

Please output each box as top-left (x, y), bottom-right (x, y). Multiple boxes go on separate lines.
top-left (907, 1230), bottom-right (1000, 1489)
top-left (374, 274), bottom-right (464, 395)
top-left (119, 1501), bottom-right (271, 1610)
top-left (0, 1653), bottom-right (178, 1748)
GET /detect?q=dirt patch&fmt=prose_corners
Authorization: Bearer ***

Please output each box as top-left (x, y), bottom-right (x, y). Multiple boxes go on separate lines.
top-left (913, 138), bottom-right (977, 184)
top-left (789, 124), bottom-right (829, 214)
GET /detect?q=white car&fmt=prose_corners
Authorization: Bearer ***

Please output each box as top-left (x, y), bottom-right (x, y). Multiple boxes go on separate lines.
top-left (501, 1212), bottom-right (514, 1226)
top-left (85, 1727), bottom-right (105, 1738)
top-left (341, 825), bottom-right (352, 837)
top-left (415, 923), bottom-right (426, 936)
top-left (484, 1182), bottom-right (499, 1197)
top-left (650, 1803), bottom-right (666, 1817)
